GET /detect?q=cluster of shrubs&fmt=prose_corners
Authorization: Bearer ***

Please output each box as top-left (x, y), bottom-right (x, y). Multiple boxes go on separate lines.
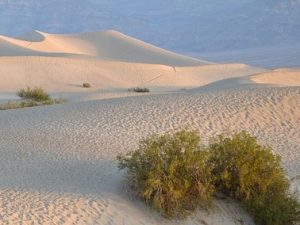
top-left (117, 130), bottom-right (300, 224)
top-left (128, 87), bottom-right (150, 93)
top-left (0, 87), bottom-right (65, 110)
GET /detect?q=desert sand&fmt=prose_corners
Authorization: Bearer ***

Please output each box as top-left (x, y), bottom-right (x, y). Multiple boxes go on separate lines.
top-left (0, 30), bottom-right (299, 225)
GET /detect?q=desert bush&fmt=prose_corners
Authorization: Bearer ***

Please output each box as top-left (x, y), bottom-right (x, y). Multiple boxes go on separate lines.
top-left (17, 87), bottom-right (51, 102)
top-left (117, 130), bottom-right (215, 218)
top-left (209, 131), bottom-right (300, 225)
top-left (0, 88), bottom-right (66, 111)
top-left (117, 130), bottom-right (299, 222)
top-left (245, 191), bottom-right (300, 225)
top-left (82, 83), bottom-right (91, 88)
top-left (128, 87), bottom-right (150, 93)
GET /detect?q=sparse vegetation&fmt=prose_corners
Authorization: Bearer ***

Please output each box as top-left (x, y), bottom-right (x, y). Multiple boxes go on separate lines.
top-left (0, 100), bottom-right (38, 110)
top-left (17, 86), bottom-right (51, 102)
top-left (209, 131), bottom-right (300, 225)
top-left (128, 87), bottom-right (150, 93)
top-left (117, 130), bottom-right (300, 224)
top-left (0, 87), bottom-right (65, 110)
top-left (82, 83), bottom-right (91, 88)
top-left (0, 98), bottom-right (65, 111)
top-left (117, 130), bottom-right (214, 218)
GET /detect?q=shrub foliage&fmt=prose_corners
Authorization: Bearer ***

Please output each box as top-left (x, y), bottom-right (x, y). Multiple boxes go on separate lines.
top-left (18, 86), bottom-right (51, 102)
top-left (117, 130), bottom-right (214, 218)
top-left (0, 87), bottom-right (65, 111)
top-left (117, 130), bottom-right (300, 224)
top-left (209, 131), bottom-right (288, 200)
top-left (209, 131), bottom-right (300, 225)
top-left (128, 87), bottom-right (150, 93)
top-left (82, 83), bottom-right (91, 88)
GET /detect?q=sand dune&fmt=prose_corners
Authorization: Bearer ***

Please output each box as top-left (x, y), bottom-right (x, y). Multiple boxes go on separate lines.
top-left (190, 68), bottom-right (300, 92)
top-left (0, 30), bottom-right (299, 224)
top-left (0, 56), bottom-right (266, 101)
top-left (0, 36), bottom-right (36, 56)
top-left (1, 31), bottom-right (299, 102)
top-left (251, 69), bottom-right (300, 86)
top-left (1, 30), bottom-right (209, 66)
top-left (0, 87), bottom-right (299, 224)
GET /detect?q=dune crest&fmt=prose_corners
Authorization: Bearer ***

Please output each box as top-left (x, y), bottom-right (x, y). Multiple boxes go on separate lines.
top-left (1, 30), bottom-right (209, 66)
top-left (1, 30), bottom-right (299, 98)
top-left (251, 69), bottom-right (300, 86)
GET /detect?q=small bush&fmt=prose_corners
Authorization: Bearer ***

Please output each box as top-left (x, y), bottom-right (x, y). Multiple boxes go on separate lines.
top-left (245, 191), bottom-right (300, 225)
top-left (17, 87), bottom-right (51, 102)
top-left (128, 87), bottom-right (150, 93)
top-left (82, 83), bottom-right (91, 88)
top-left (117, 130), bottom-right (215, 218)
top-left (117, 130), bottom-right (300, 223)
top-left (0, 87), bottom-right (65, 111)
top-left (209, 131), bottom-right (300, 225)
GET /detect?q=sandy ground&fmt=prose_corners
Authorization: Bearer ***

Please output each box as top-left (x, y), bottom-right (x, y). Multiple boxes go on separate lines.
top-left (0, 87), bottom-right (299, 224)
top-left (0, 31), bottom-right (299, 224)
top-left (0, 56), bottom-right (264, 98)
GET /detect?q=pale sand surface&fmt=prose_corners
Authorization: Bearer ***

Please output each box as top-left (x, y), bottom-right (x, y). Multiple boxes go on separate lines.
top-left (0, 31), bottom-right (300, 224)
top-left (0, 87), bottom-right (299, 224)
top-left (1, 30), bottom-right (209, 66)
top-left (190, 68), bottom-right (300, 92)
top-left (0, 56), bottom-right (266, 102)
top-left (251, 69), bottom-right (300, 86)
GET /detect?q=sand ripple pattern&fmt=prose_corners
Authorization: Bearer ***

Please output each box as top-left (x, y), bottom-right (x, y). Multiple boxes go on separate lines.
top-left (0, 87), bottom-right (299, 224)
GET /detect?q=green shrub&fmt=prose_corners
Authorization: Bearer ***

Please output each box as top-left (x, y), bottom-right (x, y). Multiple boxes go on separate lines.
top-left (209, 131), bottom-right (300, 225)
top-left (117, 130), bottom-right (215, 218)
top-left (128, 87), bottom-right (150, 93)
top-left (17, 87), bottom-right (51, 102)
top-left (82, 83), bottom-right (91, 88)
top-left (0, 87), bottom-right (66, 111)
top-left (245, 192), bottom-right (300, 225)
top-left (117, 130), bottom-right (300, 223)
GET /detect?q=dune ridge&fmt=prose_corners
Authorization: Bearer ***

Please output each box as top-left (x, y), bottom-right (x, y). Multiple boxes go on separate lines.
top-left (251, 69), bottom-right (300, 86)
top-left (0, 30), bottom-right (299, 101)
top-left (1, 30), bottom-right (209, 66)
